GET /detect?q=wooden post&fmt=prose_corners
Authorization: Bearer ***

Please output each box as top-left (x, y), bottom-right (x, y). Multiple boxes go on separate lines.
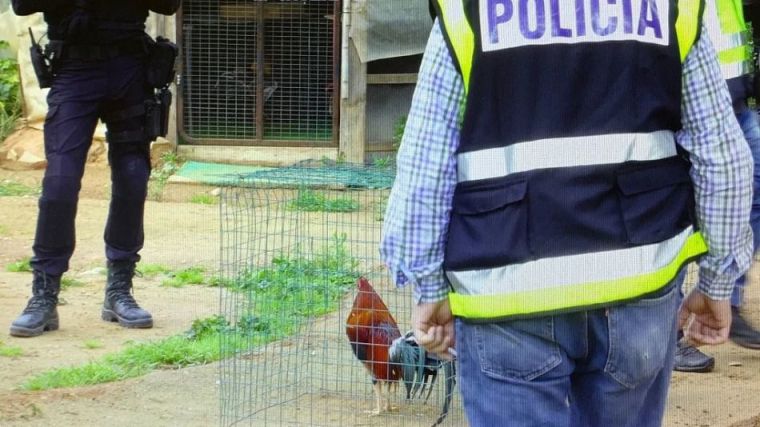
top-left (339, 7), bottom-right (367, 165)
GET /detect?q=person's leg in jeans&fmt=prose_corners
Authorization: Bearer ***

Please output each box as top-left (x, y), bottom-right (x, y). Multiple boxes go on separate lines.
top-left (725, 105), bottom-right (760, 349)
top-left (674, 104), bottom-right (760, 363)
top-left (455, 275), bottom-right (682, 427)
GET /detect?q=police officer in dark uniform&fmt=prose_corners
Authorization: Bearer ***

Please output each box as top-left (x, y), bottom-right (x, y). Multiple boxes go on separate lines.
top-left (9, 0), bottom-right (181, 337)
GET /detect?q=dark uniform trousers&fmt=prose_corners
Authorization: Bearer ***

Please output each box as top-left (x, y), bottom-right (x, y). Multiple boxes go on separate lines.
top-left (32, 53), bottom-right (152, 276)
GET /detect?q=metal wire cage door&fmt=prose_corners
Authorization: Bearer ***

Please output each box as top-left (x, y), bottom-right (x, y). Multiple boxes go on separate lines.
top-left (218, 167), bottom-right (464, 426)
top-left (179, 0), bottom-right (340, 146)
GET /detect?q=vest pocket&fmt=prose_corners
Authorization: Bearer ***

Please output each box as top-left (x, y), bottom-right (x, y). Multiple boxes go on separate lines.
top-left (445, 180), bottom-right (529, 270)
top-left (615, 159), bottom-right (693, 245)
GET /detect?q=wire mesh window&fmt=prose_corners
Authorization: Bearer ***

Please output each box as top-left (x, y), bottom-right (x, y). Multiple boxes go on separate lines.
top-left (180, 0), bottom-right (339, 145)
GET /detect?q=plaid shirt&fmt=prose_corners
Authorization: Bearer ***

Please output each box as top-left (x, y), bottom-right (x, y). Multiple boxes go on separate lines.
top-left (380, 22), bottom-right (754, 304)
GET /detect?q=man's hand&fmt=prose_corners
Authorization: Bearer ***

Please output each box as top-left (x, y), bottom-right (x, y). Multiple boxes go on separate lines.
top-left (678, 289), bottom-right (733, 346)
top-left (412, 299), bottom-right (455, 361)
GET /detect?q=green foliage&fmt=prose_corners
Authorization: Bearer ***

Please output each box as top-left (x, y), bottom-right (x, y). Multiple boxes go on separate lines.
top-left (137, 263), bottom-right (172, 278)
top-left (0, 40), bottom-right (21, 142)
top-left (189, 193), bottom-right (218, 205)
top-left (83, 340), bottom-right (103, 350)
top-left (0, 224), bottom-right (8, 236)
top-left (148, 151), bottom-right (182, 201)
top-left (161, 266), bottom-right (206, 288)
top-left (372, 156), bottom-right (394, 168)
top-left (22, 360), bottom-right (147, 390)
top-left (0, 340), bottom-right (23, 358)
top-left (185, 314), bottom-right (231, 339)
top-left (0, 180), bottom-right (40, 197)
top-left (22, 314), bottom-right (252, 390)
top-left (60, 277), bottom-right (85, 290)
top-left (223, 234), bottom-right (359, 339)
top-left (6, 257), bottom-right (32, 273)
top-left (392, 115), bottom-right (407, 150)
top-left (287, 188), bottom-right (360, 213)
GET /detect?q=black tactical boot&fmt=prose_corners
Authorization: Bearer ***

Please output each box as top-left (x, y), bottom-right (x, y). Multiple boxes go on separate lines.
top-left (10, 271), bottom-right (61, 337)
top-left (102, 260), bottom-right (153, 328)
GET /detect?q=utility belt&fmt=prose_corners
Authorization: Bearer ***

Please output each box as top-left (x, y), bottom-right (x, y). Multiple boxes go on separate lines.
top-left (30, 29), bottom-right (178, 142)
top-left (47, 39), bottom-right (149, 62)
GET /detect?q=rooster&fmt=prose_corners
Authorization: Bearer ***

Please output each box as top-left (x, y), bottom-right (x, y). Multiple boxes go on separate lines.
top-left (390, 331), bottom-right (456, 426)
top-left (346, 277), bottom-right (455, 426)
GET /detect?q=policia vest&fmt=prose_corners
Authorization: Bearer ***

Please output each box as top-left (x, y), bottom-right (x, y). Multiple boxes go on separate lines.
top-left (433, 0), bottom-right (708, 320)
top-left (703, 0), bottom-right (754, 102)
top-left (704, 0), bottom-right (752, 81)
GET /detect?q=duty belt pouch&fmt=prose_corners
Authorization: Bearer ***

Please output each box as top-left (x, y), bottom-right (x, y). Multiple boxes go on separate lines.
top-left (28, 28), bottom-right (53, 89)
top-left (146, 36), bottom-right (178, 89)
top-left (144, 88), bottom-right (172, 141)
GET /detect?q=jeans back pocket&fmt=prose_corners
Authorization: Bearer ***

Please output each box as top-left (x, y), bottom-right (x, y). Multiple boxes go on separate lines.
top-left (469, 317), bottom-right (562, 382)
top-left (604, 283), bottom-right (680, 388)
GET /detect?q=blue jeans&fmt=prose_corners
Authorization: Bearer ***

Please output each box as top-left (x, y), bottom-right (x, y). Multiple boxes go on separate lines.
top-left (732, 105), bottom-right (760, 307)
top-left (455, 275), bottom-right (683, 427)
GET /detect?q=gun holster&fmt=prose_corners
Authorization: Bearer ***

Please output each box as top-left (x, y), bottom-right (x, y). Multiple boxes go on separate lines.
top-left (144, 35), bottom-right (177, 141)
top-left (145, 88), bottom-right (172, 141)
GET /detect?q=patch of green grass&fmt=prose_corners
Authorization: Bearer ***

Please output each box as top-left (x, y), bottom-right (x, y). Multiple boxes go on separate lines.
top-left (22, 315), bottom-right (248, 391)
top-left (83, 340), bottom-right (103, 350)
top-left (0, 340), bottom-right (23, 357)
top-left (6, 257), bottom-right (32, 272)
top-left (189, 193), bottom-right (218, 205)
top-left (372, 156), bottom-right (392, 168)
top-left (221, 233), bottom-right (359, 338)
top-left (60, 277), bottom-right (84, 290)
top-left (0, 180), bottom-right (39, 197)
top-left (161, 266), bottom-right (206, 288)
top-left (0, 224), bottom-right (8, 236)
top-left (21, 236), bottom-right (360, 390)
top-left (287, 188), bottom-right (360, 213)
top-left (137, 263), bottom-right (172, 278)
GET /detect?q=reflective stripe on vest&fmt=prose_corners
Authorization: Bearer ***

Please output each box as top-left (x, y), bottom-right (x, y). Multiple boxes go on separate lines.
top-left (448, 228), bottom-right (707, 319)
top-left (703, 0), bottom-right (752, 79)
top-left (457, 130), bottom-right (677, 182)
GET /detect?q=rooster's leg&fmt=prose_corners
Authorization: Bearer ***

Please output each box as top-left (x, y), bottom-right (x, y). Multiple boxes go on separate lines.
top-left (370, 382), bottom-right (383, 415)
top-left (383, 382), bottom-right (393, 411)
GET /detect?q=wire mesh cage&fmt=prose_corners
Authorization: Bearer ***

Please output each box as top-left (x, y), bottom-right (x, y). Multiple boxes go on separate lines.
top-left (180, 0), bottom-right (339, 145)
top-left (218, 164), bottom-right (464, 426)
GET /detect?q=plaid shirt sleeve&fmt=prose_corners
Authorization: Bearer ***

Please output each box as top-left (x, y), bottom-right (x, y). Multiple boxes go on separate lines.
top-left (380, 21), bottom-right (462, 304)
top-left (677, 27), bottom-right (754, 300)
top-left (381, 22), bottom-right (754, 304)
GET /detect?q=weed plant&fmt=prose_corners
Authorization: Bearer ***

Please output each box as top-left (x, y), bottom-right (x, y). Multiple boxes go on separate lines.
top-left (287, 188), bottom-right (360, 213)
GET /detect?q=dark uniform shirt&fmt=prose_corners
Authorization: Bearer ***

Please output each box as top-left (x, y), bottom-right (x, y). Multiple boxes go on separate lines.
top-left (12, 0), bottom-right (180, 42)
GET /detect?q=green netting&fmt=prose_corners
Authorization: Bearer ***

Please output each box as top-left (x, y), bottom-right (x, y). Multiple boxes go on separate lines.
top-left (231, 163), bottom-right (396, 189)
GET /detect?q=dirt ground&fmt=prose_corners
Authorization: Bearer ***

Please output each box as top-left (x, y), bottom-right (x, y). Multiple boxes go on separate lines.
top-left (1, 155), bottom-right (760, 426)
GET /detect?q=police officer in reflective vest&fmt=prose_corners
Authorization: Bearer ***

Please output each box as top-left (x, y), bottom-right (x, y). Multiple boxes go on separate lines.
top-left (381, 0), bottom-right (754, 425)
top-left (674, 0), bottom-right (760, 373)
top-left (9, 0), bottom-right (180, 337)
